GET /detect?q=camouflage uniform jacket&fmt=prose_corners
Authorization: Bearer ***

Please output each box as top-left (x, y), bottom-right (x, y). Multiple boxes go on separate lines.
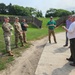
top-left (2, 22), bottom-right (13, 37)
top-left (14, 22), bottom-right (22, 35)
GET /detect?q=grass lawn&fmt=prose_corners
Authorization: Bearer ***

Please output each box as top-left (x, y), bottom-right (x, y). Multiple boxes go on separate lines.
top-left (0, 17), bottom-right (65, 70)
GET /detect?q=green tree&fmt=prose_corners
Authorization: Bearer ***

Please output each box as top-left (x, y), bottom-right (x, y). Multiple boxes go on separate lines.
top-left (71, 10), bottom-right (75, 14)
top-left (0, 3), bottom-right (7, 14)
top-left (55, 9), bottom-right (72, 17)
top-left (36, 10), bottom-right (43, 17)
top-left (7, 3), bottom-right (15, 15)
top-left (45, 8), bottom-right (57, 17)
top-left (0, 3), bottom-right (43, 17)
top-left (45, 8), bottom-right (72, 17)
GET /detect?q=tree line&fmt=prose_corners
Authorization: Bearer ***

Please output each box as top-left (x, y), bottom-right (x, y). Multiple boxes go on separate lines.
top-left (0, 3), bottom-right (43, 17)
top-left (45, 8), bottom-right (75, 17)
top-left (0, 3), bottom-right (75, 17)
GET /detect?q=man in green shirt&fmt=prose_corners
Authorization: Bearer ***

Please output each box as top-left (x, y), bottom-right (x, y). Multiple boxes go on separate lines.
top-left (47, 16), bottom-right (57, 43)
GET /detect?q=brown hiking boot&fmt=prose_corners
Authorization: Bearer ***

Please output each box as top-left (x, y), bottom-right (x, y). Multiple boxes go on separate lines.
top-left (15, 44), bottom-right (19, 48)
top-left (15, 46), bottom-right (19, 48)
top-left (24, 41), bottom-right (27, 43)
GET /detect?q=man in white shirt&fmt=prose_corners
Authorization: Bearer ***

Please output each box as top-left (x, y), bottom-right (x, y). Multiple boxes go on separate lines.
top-left (62, 16), bottom-right (75, 66)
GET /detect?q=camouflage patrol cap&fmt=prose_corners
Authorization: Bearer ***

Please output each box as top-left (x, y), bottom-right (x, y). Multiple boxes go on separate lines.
top-left (15, 16), bottom-right (19, 19)
top-left (4, 16), bottom-right (9, 19)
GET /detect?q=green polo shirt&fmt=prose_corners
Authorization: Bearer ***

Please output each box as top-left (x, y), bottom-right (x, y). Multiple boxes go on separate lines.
top-left (47, 20), bottom-right (56, 30)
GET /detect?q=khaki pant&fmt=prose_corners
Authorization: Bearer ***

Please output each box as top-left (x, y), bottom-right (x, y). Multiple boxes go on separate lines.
top-left (48, 29), bottom-right (57, 43)
top-left (22, 31), bottom-right (27, 42)
top-left (4, 36), bottom-right (11, 51)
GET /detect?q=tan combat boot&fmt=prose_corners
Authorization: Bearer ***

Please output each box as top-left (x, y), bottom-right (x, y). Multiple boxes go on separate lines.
top-left (8, 51), bottom-right (13, 56)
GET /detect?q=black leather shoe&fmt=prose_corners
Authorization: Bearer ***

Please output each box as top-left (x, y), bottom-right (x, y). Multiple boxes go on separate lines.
top-left (55, 42), bottom-right (57, 44)
top-left (49, 41), bottom-right (51, 43)
top-left (70, 63), bottom-right (75, 66)
top-left (63, 45), bottom-right (68, 47)
top-left (66, 58), bottom-right (73, 61)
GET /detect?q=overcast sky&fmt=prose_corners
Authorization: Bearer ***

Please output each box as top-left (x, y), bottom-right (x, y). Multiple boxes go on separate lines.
top-left (0, 0), bottom-right (75, 16)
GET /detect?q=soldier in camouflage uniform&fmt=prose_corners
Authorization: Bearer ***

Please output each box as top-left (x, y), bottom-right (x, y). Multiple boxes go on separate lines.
top-left (14, 17), bottom-right (24, 48)
top-left (2, 16), bottom-right (13, 56)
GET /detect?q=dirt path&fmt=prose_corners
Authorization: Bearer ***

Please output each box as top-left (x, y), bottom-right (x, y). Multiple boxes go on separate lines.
top-left (0, 36), bottom-right (48, 75)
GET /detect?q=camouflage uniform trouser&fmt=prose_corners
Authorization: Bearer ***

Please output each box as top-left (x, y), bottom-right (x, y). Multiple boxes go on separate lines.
top-left (4, 36), bottom-right (11, 51)
top-left (15, 33), bottom-right (24, 47)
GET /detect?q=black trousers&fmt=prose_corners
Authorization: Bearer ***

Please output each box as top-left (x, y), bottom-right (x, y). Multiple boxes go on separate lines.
top-left (65, 32), bottom-right (68, 45)
top-left (70, 38), bottom-right (75, 63)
